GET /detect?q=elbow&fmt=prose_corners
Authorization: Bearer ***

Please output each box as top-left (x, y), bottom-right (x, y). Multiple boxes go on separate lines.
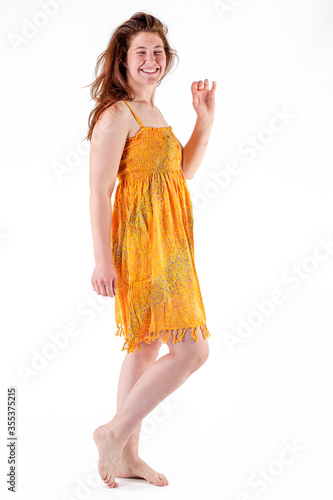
top-left (89, 188), bottom-right (112, 202)
top-left (89, 182), bottom-right (115, 198)
top-left (182, 168), bottom-right (194, 180)
top-left (181, 163), bottom-right (194, 180)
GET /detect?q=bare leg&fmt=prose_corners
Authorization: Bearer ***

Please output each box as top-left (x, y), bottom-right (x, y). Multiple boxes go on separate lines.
top-left (116, 341), bottom-right (161, 456)
top-left (114, 336), bottom-right (169, 485)
top-left (93, 327), bottom-right (209, 488)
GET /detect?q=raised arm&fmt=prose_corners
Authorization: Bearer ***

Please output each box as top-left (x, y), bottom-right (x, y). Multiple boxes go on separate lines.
top-left (89, 102), bottom-right (128, 297)
top-left (181, 79), bottom-right (217, 180)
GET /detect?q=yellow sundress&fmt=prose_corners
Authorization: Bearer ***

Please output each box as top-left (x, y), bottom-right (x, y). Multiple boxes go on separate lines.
top-left (111, 100), bottom-right (211, 353)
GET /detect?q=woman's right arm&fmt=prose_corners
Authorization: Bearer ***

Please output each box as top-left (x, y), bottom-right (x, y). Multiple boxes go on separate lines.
top-left (89, 102), bottom-right (129, 297)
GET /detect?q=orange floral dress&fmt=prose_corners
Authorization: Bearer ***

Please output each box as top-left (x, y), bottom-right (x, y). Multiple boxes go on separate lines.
top-left (111, 100), bottom-right (211, 353)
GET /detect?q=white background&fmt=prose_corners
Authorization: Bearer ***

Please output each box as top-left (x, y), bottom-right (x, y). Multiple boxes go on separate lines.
top-left (1, 0), bottom-right (333, 498)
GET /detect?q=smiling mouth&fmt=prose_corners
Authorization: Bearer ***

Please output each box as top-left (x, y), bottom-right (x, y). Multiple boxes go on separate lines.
top-left (140, 68), bottom-right (160, 74)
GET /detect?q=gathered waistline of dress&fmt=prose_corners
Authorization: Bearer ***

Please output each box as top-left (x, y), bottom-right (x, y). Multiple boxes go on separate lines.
top-left (117, 168), bottom-right (185, 182)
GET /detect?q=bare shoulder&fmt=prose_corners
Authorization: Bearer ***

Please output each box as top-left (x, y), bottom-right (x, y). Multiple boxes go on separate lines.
top-left (89, 101), bottom-right (131, 193)
top-left (97, 100), bottom-right (129, 128)
top-left (92, 101), bottom-right (130, 145)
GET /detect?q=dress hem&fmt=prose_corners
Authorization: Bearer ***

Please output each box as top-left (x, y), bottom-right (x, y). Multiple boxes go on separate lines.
top-left (115, 323), bottom-right (211, 354)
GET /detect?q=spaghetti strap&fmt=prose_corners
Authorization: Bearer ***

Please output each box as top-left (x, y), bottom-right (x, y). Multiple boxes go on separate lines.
top-left (123, 101), bottom-right (144, 128)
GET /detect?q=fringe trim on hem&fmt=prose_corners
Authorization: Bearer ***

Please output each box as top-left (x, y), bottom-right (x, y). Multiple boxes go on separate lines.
top-left (115, 323), bottom-right (211, 354)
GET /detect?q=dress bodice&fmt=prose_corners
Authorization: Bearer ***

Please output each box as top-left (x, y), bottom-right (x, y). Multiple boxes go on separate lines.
top-left (117, 101), bottom-right (183, 181)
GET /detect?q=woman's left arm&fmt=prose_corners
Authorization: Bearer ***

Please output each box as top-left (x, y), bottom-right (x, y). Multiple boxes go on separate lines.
top-left (181, 79), bottom-right (217, 180)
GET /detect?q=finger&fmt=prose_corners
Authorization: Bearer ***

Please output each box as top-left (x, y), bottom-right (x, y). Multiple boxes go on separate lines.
top-left (203, 79), bottom-right (209, 89)
top-left (92, 280), bottom-right (102, 295)
top-left (191, 81), bottom-right (198, 93)
top-left (210, 81), bottom-right (217, 93)
top-left (197, 80), bottom-right (204, 89)
top-left (106, 282), bottom-right (115, 297)
top-left (98, 283), bottom-right (107, 296)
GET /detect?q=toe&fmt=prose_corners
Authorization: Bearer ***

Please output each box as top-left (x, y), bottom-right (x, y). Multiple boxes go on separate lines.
top-left (108, 480), bottom-right (119, 488)
top-left (107, 475), bottom-right (117, 488)
top-left (157, 473), bottom-right (168, 485)
top-left (103, 473), bottom-right (111, 485)
top-left (99, 466), bottom-right (107, 481)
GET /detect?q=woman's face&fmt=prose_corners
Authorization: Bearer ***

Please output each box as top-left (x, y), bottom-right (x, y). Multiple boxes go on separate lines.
top-left (125, 32), bottom-right (166, 87)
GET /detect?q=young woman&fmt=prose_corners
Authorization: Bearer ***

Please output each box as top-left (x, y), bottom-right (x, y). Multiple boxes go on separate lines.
top-left (85, 11), bottom-right (216, 489)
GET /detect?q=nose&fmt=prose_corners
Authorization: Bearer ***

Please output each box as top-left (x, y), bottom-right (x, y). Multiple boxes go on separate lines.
top-left (145, 51), bottom-right (157, 64)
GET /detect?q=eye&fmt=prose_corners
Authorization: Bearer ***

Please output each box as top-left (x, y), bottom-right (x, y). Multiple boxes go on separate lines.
top-left (137, 51), bottom-right (163, 54)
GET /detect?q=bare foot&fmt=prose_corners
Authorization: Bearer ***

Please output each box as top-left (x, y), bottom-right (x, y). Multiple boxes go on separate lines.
top-left (115, 455), bottom-right (168, 486)
top-left (93, 423), bottom-right (125, 488)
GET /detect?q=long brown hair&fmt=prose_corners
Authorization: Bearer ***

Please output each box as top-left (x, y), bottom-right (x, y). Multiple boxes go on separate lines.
top-left (82, 12), bottom-right (179, 142)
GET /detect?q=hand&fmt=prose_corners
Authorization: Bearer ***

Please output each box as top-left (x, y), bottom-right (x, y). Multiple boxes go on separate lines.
top-left (191, 79), bottom-right (217, 119)
top-left (91, 260), bottom-right (117, 297)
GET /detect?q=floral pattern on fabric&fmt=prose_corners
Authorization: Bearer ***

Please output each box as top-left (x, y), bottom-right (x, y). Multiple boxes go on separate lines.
top-left (111, 101), bottom-right (211, 353)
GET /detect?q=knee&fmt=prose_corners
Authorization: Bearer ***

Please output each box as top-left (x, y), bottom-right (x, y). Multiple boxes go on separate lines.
top-left (137, 339), bottom-right (162, 363)
top-left (190, 341), bottom-right (210, 371)
top-left (145, 349), bottom-right (160, 364)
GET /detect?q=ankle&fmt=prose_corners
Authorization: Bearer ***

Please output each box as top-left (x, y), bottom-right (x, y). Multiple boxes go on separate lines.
top-left (121, 449), bottom-right (140, 462)
top-left (106, 423), bottom-right (128, 444)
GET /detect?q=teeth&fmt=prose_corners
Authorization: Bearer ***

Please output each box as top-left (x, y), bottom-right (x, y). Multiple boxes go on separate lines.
top-left (141, 68), bottom-right (158, 73)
